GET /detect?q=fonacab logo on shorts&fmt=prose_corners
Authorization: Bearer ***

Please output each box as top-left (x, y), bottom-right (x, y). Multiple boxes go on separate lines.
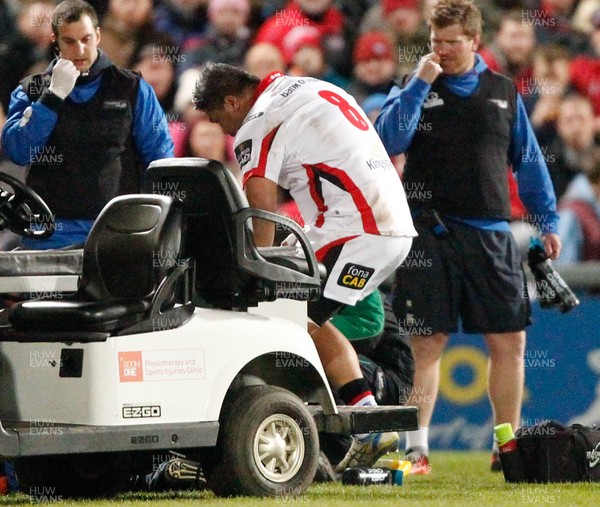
top-left (337, 263), bottom-right (374, 290)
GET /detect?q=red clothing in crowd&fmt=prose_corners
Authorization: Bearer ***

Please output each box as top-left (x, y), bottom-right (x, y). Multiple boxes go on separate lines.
top-left (570, 56), bottom-right (600, 117)
top-left (254, 1), bottom-right (346, 64)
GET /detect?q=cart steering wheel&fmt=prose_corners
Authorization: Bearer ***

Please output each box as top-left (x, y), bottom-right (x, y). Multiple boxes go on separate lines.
top-left (0, 171), bottom-right (55, 239)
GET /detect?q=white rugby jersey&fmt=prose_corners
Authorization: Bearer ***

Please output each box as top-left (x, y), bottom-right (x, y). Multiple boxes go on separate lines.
top-left (235, 72), bottom-right (417, 250)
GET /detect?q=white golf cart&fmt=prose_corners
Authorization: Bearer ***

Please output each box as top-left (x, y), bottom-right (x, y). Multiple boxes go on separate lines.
top-left (0, 158), bottom-right (418, 498)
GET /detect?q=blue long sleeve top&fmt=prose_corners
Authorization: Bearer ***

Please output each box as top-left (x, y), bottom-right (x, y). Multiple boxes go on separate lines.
top-left (375, 55), bottom-right (559, 234)
top-left (1, 76), bottom-right (173, 167)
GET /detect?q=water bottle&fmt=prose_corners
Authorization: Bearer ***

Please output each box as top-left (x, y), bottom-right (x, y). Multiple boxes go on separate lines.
top-left (527, 239), bottom-right (579, 313)
top-left (341, 466), bottom-right (403, 486)
top-left (494, 423), bottom-right (526, 483)
top-left (375, 457), bottom-right (413, 475)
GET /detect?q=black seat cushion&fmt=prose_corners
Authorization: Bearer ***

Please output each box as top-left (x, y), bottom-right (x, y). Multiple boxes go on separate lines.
top-left (9, 299), bottom-right (151, 332)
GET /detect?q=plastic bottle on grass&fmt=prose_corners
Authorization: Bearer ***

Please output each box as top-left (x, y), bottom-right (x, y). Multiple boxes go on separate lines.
top-left (341, 467), bottom-right (403, 486)
top-left (494, 423), bottom-right (526, 482)
top-left (374, 457), bottom-right (413, 475)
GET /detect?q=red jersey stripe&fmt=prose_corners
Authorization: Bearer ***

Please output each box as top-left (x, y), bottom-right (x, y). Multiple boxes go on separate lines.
top-left (242, 124), bottom-right (282, 187)
top-left (304, 165), bottom-right (328, 227)
top-left (309, 162), bottom-right (381, 235)
top-left (315, 235), bottom-right (358, 262)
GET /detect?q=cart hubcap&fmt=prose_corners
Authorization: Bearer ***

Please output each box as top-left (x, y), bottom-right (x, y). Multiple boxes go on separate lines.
top-left (253, 413), bottom-right (305, 482)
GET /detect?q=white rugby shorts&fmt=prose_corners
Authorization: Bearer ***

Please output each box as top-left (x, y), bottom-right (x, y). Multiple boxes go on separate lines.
top-left (321, 234), bottom-right (413, 305)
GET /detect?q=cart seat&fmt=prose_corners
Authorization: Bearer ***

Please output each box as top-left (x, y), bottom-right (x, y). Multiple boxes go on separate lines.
top-left (8, 194), bottom-right (190, 334)
top-left (143, 158), bottom-right (323, 310)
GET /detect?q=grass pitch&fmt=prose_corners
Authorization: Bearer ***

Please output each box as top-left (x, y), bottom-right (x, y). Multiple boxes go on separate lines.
top-left (0, 451), bottom-right (597, 506)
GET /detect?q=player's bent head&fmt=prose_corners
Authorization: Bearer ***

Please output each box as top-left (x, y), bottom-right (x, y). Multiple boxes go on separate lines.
top-left (52, 0), bottom-right (99, 37)
top-left (193, 63), bottom-right (261, 113)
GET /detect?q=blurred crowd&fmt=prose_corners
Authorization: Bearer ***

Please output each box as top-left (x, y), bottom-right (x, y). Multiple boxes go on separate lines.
top-left (0, 0), bottom-right (599, 263)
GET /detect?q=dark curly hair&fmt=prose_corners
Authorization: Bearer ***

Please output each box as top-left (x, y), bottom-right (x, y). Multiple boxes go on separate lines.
top-left (193, 63), bottom-right (261, 112)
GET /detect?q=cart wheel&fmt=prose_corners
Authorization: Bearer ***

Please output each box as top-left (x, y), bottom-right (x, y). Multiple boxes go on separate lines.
top-left (204, 385), bottom-right (319, 497)
top-left (14, 453), bottom-right (129, 499)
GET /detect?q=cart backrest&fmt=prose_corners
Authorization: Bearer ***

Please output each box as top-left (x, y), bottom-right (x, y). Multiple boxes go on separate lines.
top-left (144, 158), bottom-right (256, 308)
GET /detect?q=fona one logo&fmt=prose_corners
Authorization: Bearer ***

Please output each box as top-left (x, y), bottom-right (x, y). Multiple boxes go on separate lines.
top-left (337, 263), bottom-right (374, 290)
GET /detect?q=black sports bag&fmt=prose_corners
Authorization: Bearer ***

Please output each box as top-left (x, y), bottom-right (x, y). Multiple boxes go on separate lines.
top-left (509, 420), bottom-right (600, 483)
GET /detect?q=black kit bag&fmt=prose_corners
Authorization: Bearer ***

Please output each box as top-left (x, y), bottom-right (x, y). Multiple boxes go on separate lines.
top-left (572, 424), bottom-right (600, 481)
top-left (514, 420), bottom-right (600, 483)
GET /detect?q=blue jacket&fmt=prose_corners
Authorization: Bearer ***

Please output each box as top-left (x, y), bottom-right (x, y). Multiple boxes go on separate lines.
top-left (375, 55), bottom-right (559, 234)
top-left (1, 53), bottom-right (174, 248)
top-left (2, 57), bottom-right (173, 168)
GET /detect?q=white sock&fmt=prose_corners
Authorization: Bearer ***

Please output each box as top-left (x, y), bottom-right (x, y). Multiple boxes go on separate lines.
top-left (405, 427), bottom-right (429, 454)
top-left (354, 394), bottom-right (377, 408)
top-left (353, 394), bottom-right (378, 440)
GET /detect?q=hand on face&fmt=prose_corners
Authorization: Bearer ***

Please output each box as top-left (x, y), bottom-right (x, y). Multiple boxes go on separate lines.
top-left (416, 52), bottom-right (443, 84)
top-left (48, 58), bottom-right (80, 99)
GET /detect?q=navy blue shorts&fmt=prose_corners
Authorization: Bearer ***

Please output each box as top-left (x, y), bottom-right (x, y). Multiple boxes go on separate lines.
top-left (392, 219), bottom-right (531, 335)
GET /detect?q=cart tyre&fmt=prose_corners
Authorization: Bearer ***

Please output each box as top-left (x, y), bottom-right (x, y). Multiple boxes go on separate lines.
top-left (204, 385), bottom-right (318, 497)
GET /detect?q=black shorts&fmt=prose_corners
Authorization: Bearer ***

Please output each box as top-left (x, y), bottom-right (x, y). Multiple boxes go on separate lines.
top-left (308, 243), bottom-right (345, 326)
top-left (392, 219), bottom-right (531, 335)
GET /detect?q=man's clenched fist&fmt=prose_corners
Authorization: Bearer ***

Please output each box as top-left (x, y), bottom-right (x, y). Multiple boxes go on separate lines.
top-left (48, 59), bottom-right (80, 100)
top-left (416, 53), bottom-right (443, 84)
